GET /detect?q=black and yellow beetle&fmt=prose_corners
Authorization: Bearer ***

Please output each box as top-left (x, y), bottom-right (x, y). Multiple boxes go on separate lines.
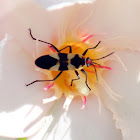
top-left (26, 29), bottom-right (114, 90)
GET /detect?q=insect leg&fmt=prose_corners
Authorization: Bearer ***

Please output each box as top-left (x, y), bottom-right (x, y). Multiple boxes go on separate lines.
top-left (70, 70), bottom-right (80, 86)
top-left (59, 46), bottom-right (72, 53)
top-left (26, 71), bottom-right (63, 87)
top-left (29, 29), bottom-right (60, 52)
top-left (82, 41), bottom-right (101, 56)
top-left (92, 62), bottom-right (102, 68)
top-left (92, 64), bottom-right (98, 81)
top-left (81, 69), bottom-right (91, 90)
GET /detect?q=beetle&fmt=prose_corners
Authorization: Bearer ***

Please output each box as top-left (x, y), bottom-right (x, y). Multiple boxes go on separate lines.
top-left (26, 29), bottom-right (114, 90)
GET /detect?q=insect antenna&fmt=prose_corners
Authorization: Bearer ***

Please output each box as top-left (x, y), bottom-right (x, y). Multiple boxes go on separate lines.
top-left (90, 52), bottom-right (114, 81)
top-left (92, 52), bottom-right (114, 61)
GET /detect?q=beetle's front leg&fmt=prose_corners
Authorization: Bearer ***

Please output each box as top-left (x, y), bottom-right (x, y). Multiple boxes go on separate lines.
top-left (81, 69), bottom-right (91, 90)
top-left (82, 41), bottom-right (101, 56)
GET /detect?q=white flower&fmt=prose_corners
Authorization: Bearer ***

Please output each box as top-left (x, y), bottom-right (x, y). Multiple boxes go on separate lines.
top-left (0, 0), bottom-right (140, 140)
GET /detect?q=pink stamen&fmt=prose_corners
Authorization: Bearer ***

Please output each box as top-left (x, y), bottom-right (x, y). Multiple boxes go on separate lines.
top-left (82, 34), bottom-right (88, 37)
top-left (43, 82), bottom-right (54, 90)
top-left (81, 96), bottom-right (87, 109)
top-left (48, 45), bottom-right (56, 52)
top-left (93, 65), bottom-right (112, 70)
top-left (101, 66), bottom-right (112, 70)
top-left (82, 34), bottom-right (95, 42)
top-left (82, 32), bottom-right (110, 43)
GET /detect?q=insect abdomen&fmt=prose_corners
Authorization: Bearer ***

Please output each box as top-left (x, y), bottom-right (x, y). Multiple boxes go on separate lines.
top-left (35, 55), bottom-right (58, 70)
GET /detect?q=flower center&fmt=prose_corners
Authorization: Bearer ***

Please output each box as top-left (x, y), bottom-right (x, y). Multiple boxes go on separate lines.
top-left (41, 34), bottom-right (114, 110)
top-left (49, 35), bottom-right (108, 97)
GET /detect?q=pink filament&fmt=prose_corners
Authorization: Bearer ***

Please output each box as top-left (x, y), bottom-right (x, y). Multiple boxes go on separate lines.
top-left (43, 82), bottom-right (54, 90)
top-left (48, 45), bottom-right (56, 52)
top-left (81, 96), bottom-right (87, 109)
top-left (101, 66), bottom-right (112, 70)
top-left (82, 34), bottom-right (88, 37)
top-left (82, 34), bottom-right (94, 42)
top-left (93, 65), bottom-right (112, 70)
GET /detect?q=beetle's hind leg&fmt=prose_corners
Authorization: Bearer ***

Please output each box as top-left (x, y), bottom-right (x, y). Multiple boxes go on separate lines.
top-left (29, 29), bottom-right (60, 52)
top-left (70, 70), bottom-right (80, 86)
top-left (81, 69), bottom-right (91, 91)
top-left (26, 71), bottom-right (63, 87)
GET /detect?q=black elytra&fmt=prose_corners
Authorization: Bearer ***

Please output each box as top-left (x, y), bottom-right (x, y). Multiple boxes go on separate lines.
top-left (26, 29), bottom-right (114, 90)
top-left (35, 55), bottom-right (58, 69)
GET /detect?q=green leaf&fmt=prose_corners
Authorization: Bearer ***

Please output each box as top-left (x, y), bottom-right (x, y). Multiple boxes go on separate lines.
top-left (18, 138), bottom-right (27, 140)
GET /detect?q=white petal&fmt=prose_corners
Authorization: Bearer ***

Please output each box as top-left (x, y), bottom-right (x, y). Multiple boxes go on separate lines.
top-left (101, 51), bottom-right (140, 140)
top-left (0, 0), bottom-right (56, 55)
top-left (1, 0), bottom-right (139, 139)
top-left (138, 72), bottom-right (140, 83)
top-left (0, 1), bottom-right (100, 138)
top-left (0, 137), bottom-right (16, 140)
top-left (77, 0), bottom-right (140, 51)
top-left (28, 96), bottom-right (121, 140)
top-left (35, 0), bottom-right (95, 10)
top-left (0, 35), bottom-right (55, 137)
